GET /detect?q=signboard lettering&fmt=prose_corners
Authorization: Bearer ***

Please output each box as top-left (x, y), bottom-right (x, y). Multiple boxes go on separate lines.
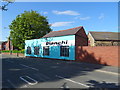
top-left (46, 40), bottom-right (68, 45)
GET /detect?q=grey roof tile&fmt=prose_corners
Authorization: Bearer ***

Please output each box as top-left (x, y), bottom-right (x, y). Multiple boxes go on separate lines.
top-left (42, 26), bottom-right (83, 38)
top-left (89, 32), bottom-right (120, 41)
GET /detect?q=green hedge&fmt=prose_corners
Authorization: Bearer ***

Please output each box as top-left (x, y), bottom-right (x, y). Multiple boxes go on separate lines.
top-left (1, 49), bottom-right (25, 54)
top-left (1, 50), bottom-right (10, 53)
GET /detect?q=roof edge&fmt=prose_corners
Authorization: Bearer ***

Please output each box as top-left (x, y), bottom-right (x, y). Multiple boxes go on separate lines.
top-left (52, 26), bottom-right (83, 33)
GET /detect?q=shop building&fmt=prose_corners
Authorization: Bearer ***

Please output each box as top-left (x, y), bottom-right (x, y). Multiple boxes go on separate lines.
top-left (25, 26), bottom-right (88, 60)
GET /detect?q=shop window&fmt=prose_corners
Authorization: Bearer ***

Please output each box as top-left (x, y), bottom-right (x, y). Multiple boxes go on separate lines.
top-left (43, 46), bottom-right (49, 56)
top-left (26, 46), bottom-right (31, 54)
top-left (34, 46), bottom-right (40, 55)
top-left (60, 46), bottom-right (69, 57)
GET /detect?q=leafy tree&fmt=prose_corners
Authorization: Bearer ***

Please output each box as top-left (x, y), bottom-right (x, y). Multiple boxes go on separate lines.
top-left (9, 10), bottom-right (52, 49)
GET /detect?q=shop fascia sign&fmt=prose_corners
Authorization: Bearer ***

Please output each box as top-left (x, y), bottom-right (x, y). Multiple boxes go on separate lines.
top-left (46, 40), bottom-right (68, 46)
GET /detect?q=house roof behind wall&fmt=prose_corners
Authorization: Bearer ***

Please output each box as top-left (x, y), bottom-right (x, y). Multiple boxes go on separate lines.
top-left (42, 26), bottom-right (83, 38)
top-left (89, 31), bottom-right (120, 41)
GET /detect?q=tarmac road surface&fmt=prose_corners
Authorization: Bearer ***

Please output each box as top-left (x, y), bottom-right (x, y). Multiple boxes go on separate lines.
top-left (2, 54), bottom-right (119, 89)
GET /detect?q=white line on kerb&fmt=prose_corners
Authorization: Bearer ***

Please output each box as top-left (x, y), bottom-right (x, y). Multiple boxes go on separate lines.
top-left (20, 76), bottom-right (38, 85)
top-left (56, 75), bottom-right (90, 88)
top-left (95, 70), bottom-right (120, 75)
top-left (20, 64), bottom-right (39, 71)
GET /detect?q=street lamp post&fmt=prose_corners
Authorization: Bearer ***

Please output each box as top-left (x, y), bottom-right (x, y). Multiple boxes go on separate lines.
top-left (10, 40), bottom-right (12, 55)
top-left (14, 49), bottom-right (18, 57)
top-left (8, 36), bottom-right (12, 55)
top-left (0, 0), bottom-right (15, 11)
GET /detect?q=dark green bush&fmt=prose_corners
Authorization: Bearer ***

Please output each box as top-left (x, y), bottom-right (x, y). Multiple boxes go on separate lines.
top-left (2, 50), bottom-right (25, 54)
top-left (1, 50), bottom-right (10, 53)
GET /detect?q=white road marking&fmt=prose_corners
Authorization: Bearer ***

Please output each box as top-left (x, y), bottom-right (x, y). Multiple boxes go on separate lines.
top-left (20, 76), bottom-right (38, 85)
top-left (20, 64), bottom-right (39, 71)
top-left (56, 75), bottom-right (90, 88)
top-left (7, 79), bottom-right (16, 88)
top-left (94, 70), bottom-right (120, 76)
top-left (82, 67), bottom-right (119, 76)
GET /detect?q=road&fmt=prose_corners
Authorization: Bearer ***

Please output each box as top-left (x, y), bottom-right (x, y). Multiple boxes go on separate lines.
top-left (2, 54), bottom-right (119, 89)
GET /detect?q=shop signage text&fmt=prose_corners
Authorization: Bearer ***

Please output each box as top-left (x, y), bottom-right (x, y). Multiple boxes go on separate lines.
top-left (46, 40), bottom-right (68, 45)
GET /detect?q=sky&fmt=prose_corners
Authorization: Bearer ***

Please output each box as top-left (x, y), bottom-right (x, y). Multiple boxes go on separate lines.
top-left (1, 1), bottom-right (118, 41)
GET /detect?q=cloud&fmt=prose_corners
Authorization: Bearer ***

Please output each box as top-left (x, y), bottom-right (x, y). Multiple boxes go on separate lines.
top-left (51, 21), bottom-right (74, 27)
top-left (79, 17), bottom-right (91, 20)
top-left (75, 16), bottom-right (91, 20)
top-left (43, 12), bottom-right (48, 14)
top-left (40, 11), bottom-right (48, 15)
top-left (98, 13), bottom-right (104, 19)
top-left (52, 10), bottom-right (80, 15)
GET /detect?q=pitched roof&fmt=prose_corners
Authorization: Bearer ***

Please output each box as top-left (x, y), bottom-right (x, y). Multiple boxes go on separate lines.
top-left (89, 31), bottom-right (120, 41)
top-left (42, 26), bottom-right (83, 38)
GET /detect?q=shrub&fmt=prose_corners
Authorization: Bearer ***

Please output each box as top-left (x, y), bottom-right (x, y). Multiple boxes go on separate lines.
top-left (19, 49), bottom-right (25, 54)
top-left (1, 50), bottom-right (10, 53)
top-left (1, 49), bottom-right (25, 54)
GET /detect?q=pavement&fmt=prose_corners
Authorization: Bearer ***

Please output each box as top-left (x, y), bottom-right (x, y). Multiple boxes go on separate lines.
top-left (70, 61), bottom-right (119, 75)
top-left (1, 54), bottom-right (120, 89)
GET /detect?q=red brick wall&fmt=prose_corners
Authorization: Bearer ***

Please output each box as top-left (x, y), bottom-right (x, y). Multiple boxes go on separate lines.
top-left (75, 27), bottom-right (88, 60)
top-left (5, 41), bottom-right (10, 50)
top-left (75, 35), bottom-right (88, 46)
top-left (5, 40), bottom-right (13, 50)
top-left (75, 27), bottom-right (88, 46)
top-left (2, 52), bottom-right (24, 57)
top-left (0, 45), bottom-right (2, 50)
top-left (76, 46), bottom-right (119, 67)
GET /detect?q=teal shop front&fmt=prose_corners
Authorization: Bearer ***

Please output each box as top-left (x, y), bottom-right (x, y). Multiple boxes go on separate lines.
top-left (25, 35), bottom-right (75, 60)
top-left (25, 26), bottom-right (88, 61)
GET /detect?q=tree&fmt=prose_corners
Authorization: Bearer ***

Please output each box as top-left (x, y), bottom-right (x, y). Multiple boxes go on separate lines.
top-left (9, 10), bottom-right (52, 49)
